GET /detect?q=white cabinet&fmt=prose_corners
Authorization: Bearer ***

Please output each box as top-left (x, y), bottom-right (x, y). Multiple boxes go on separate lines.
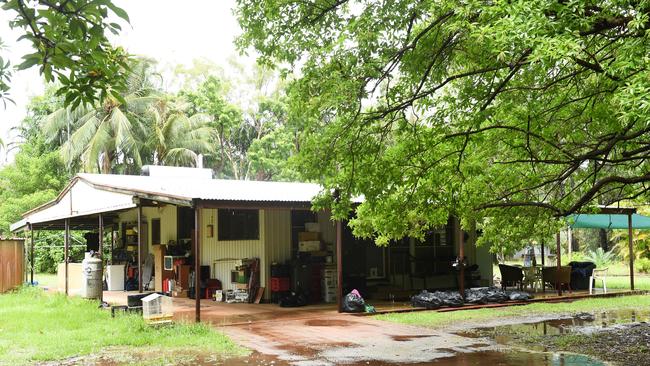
top-left (106, 264), bottom-right (125, 291)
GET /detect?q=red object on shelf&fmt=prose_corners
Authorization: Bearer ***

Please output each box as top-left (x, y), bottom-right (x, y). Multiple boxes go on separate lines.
top-left (127, 266), bottom-right (136, 279)
top-left (271, 277), bottom-right (290, 292)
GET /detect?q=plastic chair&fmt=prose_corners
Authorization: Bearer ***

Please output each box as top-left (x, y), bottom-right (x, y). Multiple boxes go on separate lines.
top-left (589, 268), bottom-right (608, 294)
top-left (522, 266), bottom-right (542, 292)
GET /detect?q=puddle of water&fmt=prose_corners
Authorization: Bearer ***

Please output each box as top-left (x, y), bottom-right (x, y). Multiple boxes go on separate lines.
top-left (471, 309), bottom-right (650, 345)
top-left (391, 334), bottom-right (437, 341)
top-left (221, 351), bottom-right (604, 366)
top-left (428, 351), bottom-right (605, 366)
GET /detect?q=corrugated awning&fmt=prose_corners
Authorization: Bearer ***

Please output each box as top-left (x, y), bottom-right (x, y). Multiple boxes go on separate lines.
top-left (568, 213), bottom-right (650, 229)
top-left (10, 178), bottom-right (136, 232)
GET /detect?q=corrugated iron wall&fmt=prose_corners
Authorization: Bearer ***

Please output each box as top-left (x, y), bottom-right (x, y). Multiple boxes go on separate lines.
top-left (263, 209), bottom-right (292, 294)
top-left (200, 208), bottom-right (266, 291)
top-left (0, 239), bottom-right (24, 293)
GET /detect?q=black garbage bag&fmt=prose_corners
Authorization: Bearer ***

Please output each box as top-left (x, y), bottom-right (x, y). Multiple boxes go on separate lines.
top-left (342, 290), bottom-right (366, 313)
top-left (465, 289), bottom-right (488, 304)
top-left (485, 288), bottom-right (510, 303)
top-left (437, 291), bottom-right (464, 307)
top-left (507, 290), bottom-right (533, 301)
top-left (411, 290), bottom-right (443, 309)
top-left (279, 291), bottom-right (308, 307)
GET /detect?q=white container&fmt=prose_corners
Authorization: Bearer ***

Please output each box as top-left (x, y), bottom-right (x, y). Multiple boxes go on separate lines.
top-left (106, 264), bottom-right (125, 291)
top-left (81, 252), bottom-right (103, 299)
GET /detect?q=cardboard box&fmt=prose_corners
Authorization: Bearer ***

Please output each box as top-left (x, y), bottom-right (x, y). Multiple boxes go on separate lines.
top-left (234, 283), bottom-right (249, 290)
top-left (299, 241), bottom-right (322, 252)
top-left (298, 232), bottom-right (320, 241)
top-left (304, 222), bottom-right (320, 232)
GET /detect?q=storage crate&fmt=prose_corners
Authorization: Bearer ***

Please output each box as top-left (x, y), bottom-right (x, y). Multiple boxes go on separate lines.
top-left (271, 277), bottom-right (290, 292)
top-left (270, 264), bottom-right (290, 277)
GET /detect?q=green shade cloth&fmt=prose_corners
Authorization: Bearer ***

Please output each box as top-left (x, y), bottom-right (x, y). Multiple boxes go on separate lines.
top-left (568, 214), bottom-right (650, 229)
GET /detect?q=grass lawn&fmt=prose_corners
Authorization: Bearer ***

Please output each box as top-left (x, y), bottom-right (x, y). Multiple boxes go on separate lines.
top-left (0, 287), bottom-right (246, 364)
top-left (32, 272), bottom-right (57, 289)
top-left (376, 294), bottom-right (650, 328)
top-left (603, 275), bottom-right (650, 290)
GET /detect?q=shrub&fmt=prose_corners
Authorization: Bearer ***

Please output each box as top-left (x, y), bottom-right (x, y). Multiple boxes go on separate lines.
top-left (637, 258), bottom-right (650, 274)
top-left (585, 248), bottom-right (617, 268)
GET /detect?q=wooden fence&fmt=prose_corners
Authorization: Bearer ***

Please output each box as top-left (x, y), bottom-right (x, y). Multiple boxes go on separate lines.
top-left (0, 239), bottom-right (24, 293)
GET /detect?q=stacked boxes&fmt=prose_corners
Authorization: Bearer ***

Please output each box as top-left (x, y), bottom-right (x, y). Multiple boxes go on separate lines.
top-left (298, 231), bottom-right (322, 252)
top-left (322, 266), bottom-right (337, 303)
top-left (271, 277), bottom-right (290, 292)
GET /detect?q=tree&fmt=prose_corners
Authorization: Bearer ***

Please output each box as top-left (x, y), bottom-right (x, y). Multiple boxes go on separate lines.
top-left (183, 75), bottom-right (244, 177)
top-left (0, 0), bottom-right (130, 107)
top-left (42, 59), bottom-right (159, 173)
top-left (236, 1), bottom-right (650, 248)
top-left (145, 95), bottom-right (216, 166)
top-left (248, 124), bottom-right (300, 181)
top-left (181, 64), bottom-right (302, 180)
top-left (0, 91), bottom-right (70, 233)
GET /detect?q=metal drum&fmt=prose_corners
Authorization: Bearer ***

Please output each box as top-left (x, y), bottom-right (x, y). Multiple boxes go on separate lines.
top-left (81, 253), bottom-right (103, 299)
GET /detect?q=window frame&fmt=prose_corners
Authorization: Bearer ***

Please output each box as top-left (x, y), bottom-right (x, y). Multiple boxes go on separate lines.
top-left (218, 209), bottom-right (260, 241)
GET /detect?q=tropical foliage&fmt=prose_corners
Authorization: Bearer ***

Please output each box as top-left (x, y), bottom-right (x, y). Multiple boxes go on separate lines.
top-left (0, 0), bottom-right (130, 107)
top-left (42, 60), bottom-right (159, 173)
top-left (145, 96), bottom-right (215, 166)
top-left (613, 230), bottom-right (650, 262)
top-left (584, 248), bottom-right (618, 269)
top-left (0, 58), bottom-right (301, 239)
top-left (236, 0), bottom-right (650, 249)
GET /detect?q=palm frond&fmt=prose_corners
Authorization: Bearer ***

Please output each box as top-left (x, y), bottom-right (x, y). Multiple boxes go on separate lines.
top-left (164, 148), bottom-right (198, 166)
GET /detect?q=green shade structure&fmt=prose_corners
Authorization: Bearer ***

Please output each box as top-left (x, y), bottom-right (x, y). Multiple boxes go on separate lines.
top-left (568, 214), bottom-right (650, 229)
top-left (566, 211), bottom-right (649, 292)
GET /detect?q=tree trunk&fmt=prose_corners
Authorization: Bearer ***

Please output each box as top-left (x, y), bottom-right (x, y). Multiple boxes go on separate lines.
top-left (102, 151), bottom-right (112, 174)
top-left (598, 229), bottom-right (609, 252)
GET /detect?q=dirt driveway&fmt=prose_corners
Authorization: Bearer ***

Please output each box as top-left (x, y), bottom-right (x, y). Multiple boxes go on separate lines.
top-left (221, 313), bottom-right (491, 365)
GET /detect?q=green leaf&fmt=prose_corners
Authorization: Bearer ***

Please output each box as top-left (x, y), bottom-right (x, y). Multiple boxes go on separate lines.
top-left (17, 55), bottom-right (41, 71)
top-left (106, 3), bottom-right (130, 23)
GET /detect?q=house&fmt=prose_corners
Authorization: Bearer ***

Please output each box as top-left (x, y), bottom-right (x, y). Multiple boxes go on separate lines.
top-left (11, 166), bottom-right (493, 317)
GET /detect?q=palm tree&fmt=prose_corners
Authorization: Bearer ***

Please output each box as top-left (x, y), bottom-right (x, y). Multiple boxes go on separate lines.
top-left (42, 60), bottom-right (160, 174)
top-left (146, 96), bottom-right (216, 166)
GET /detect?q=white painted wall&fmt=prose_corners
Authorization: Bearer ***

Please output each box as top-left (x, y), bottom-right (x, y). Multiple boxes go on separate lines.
top-left (117, 205), bottom-right (177, 254)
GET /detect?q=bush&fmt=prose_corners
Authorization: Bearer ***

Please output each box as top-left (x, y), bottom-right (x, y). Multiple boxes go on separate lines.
top-left (585, 248), bottom-right (617, 268)
top-left (637, 258), bottom-right (650, 274)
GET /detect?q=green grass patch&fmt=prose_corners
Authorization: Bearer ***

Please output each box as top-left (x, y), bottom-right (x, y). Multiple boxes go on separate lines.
top-left (376, 294), bottom-right (650, 328)
top-left (32, 272), bottom-right (57, 288)
top-left (603, 275), bottom-right (650, 290)
top-left (0, 287), bottom-right (246, 364)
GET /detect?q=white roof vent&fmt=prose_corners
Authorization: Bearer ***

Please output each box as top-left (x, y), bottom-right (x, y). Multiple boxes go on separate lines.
top-left (141, 165), bottom-right (213, 179)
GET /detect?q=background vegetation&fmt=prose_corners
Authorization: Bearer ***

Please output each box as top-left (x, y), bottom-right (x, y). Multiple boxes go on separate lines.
top-left (0, 58), bottom-right (301, 273)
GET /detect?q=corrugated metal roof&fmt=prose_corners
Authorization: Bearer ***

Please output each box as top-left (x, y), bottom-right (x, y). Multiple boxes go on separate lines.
top-left (78, 173), bottom-right (325, 203)
top-left (12, 172), bottom-right (362, 232)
